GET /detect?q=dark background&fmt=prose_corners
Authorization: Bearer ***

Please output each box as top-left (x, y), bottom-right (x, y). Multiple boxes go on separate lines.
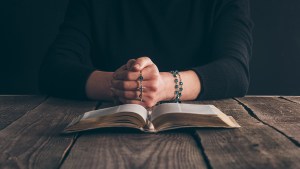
top-left (1, 0), bottom-right (300, 95)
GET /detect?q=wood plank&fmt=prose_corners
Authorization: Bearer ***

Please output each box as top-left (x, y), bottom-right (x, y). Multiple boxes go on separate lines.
top-left (61, 103), bottom-right (208, 169)
top-left (0, 95), bottom-right (46, 130)
top-left (237, 97), bottom-right (300, 144)
top-left (284, 96), bottom-right (300, 104)
top-left (0, 97), bottom-right (97, 169)
top-left (62, 131), bottom-right (206, 169)
top-left (190, 99), bottom-right (300, 169)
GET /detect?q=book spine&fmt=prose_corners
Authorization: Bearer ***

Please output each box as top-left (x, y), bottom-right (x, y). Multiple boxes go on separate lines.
top-left (143, 109), bottom-right (156, 132)
top-left (140, 126), bottom-right (157, 133)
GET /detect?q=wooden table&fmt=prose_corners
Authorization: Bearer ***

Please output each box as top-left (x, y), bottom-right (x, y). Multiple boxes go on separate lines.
top-left (0, 96), bottom-right (300, 169)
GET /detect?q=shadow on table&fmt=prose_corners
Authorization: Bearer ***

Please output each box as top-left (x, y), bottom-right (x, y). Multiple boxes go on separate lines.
top-left (60, 127), bottom-right (233, 137)
top-left (60, 127), bottom-right (200, 136)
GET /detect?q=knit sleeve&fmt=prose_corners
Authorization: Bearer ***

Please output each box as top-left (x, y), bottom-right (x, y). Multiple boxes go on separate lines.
top-left (39, 0), bottom-right (96, 99)
top-left (191, 0), bottom-right (253, 100)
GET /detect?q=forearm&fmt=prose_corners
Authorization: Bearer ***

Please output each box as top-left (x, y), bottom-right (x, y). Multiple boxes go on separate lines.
top-left (192, 58), bottom-right (249, 100)
top-left (85, 71), bottom-right (114, 101)
top-left (161, 70), bottom-right (201, 101)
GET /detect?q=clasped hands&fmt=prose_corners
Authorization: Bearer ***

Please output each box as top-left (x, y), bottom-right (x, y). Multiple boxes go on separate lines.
top-left (111, 57), bottom-right (172, 108)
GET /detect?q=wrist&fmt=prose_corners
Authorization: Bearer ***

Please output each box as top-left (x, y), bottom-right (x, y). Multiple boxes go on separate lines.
top-left (180, 70), bottom-right (201, 100)
top-left (160, 72), bottom-right (176, 101)
top-left (85, 71), bottom-right (114, 101)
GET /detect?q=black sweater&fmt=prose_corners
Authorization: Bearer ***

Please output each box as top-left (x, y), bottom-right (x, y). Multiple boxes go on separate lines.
top-left (39, 0), bottom-right (253, 100)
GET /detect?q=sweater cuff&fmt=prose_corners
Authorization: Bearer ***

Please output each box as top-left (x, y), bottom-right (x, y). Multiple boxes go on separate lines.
top-left (40, 62), bottom-right (96, 100)
top-left (191, 61), bottom-right (230, 100)
top-left (66, 65), bottom-right (96, 99)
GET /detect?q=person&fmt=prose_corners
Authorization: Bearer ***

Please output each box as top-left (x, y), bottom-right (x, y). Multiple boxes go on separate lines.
top-left (39, 0), bottom-right (253, 108)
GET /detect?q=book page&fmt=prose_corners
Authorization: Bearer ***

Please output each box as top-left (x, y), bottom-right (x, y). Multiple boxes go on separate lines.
top-left (82, 104), bottom-right (148, 122)
top-left (151, 103), bottom-right (219, 120)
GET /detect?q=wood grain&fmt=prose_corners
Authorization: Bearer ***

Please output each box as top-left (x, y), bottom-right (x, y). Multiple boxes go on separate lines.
top-left (0, 97), bottom-right (97, 169)
top-left (62, 131), bottom-right (206, 169)
top-left (2, 96), bottom-right (300, 169)
top-left (236, 97), bottom-right (300, 144)
top-left (61, 103), bottom-right (207, 169)
top-left (0, 95), bottom-right (46, 130)
top-left (190, 99), bottom-right (300, 169)
top-left (284, 96), bottom-right (300, 104)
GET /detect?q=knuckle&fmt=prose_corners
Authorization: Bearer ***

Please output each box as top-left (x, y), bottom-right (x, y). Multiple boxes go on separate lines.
top-left (134, 91), bottom-right (139, 98)
top-left (152, 85), bottom-right (159, 92)
top-left (140, 56), bottom-right (152, 63)
top-left (131, 92), bottom-right (138, 99)
top-left (121, 82), bottom-right (127, 89)
top-left (126, 73), bottom-right (131, 80)
top-left (146, 57), bottom-right (152, 62)
top-left (149, 81), bottom-right (159, 92)
top-left (150, 69), bottom-right (159, 79)
top-left (152, 74), bottom-right (159, 80)
top-left (128, 59), bottom-right (135, 63)
top-left (124, 92), bottom-right (131, 98)
top-left (148, 93), bottom-right (156, 100)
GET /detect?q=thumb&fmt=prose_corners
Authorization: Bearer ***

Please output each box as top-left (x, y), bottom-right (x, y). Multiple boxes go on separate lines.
top-left (126, 59), bottom-right (136, 70)
top-left (131, 56), bottom-right (153, 71)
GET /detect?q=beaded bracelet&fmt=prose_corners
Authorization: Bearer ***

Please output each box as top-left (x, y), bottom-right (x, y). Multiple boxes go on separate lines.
top-left (170, 70), bottom-right (183, 103)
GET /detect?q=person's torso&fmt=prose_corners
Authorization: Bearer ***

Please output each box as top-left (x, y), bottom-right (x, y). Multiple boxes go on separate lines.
top-left (89, 0), bottom-right (216, 71)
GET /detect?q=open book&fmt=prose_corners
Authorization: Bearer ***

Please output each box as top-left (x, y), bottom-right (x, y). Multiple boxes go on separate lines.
top-left (63, 103), bottom-right (240, 133)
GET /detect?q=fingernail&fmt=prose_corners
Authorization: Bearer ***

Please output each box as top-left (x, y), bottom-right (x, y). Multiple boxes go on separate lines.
top-left (134, 64), bottom-right (140, 70)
